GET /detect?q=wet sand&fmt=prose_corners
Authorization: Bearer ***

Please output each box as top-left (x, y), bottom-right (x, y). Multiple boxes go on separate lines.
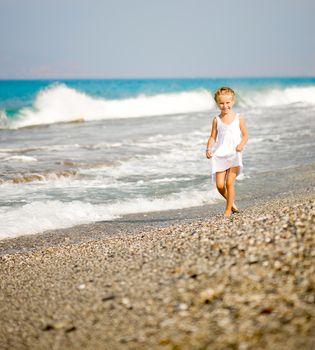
top-left (1, 189), bottom-right (314, 349)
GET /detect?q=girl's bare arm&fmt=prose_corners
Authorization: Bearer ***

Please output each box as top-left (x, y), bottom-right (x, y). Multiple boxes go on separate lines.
top-left (206, 117), bottom-right (217, 158)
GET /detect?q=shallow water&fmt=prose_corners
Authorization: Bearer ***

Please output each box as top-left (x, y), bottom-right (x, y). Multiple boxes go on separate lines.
top-left (0, 78), bottom-right (314, 238)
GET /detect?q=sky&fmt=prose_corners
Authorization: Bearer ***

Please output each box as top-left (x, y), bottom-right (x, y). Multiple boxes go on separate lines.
top-left (0, 0), bottom-right (315, 79)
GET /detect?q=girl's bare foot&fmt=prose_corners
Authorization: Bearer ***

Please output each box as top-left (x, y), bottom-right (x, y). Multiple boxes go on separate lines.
top-left (224, 210), bottom-right (232, 217)
top-left (232, 204), bottom-right (239, 213)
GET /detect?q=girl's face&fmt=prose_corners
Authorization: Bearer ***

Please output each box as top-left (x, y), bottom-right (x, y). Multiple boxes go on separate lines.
top-left (216, 94), bottom-right (235, 114)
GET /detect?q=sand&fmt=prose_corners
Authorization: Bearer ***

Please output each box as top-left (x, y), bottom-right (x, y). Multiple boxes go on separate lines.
top-left (0, 189), bottom-right (314, 350)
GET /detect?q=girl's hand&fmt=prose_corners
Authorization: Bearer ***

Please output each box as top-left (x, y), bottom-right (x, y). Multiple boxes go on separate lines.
top-left (206, 150), bottom-right (213, 159)
top-left (236, 144), bottom-right (244, 152)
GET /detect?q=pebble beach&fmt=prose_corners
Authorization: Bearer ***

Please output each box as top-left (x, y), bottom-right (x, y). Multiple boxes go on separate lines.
top-left (1, 10), bottom-right (315, 349)
top-left (1, 188), bottom-right (314, 350)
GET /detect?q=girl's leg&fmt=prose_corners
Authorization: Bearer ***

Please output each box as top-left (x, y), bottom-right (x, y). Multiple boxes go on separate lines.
top-left (215, 170), bottom-right (227, 198)
top-left (225, 166), bottom-right (240, 217)
top-left (215, 170), bottom-right (239, 214)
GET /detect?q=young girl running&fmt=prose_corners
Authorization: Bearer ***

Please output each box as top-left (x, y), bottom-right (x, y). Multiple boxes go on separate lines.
top-left (206, 87), bottom-right (248, 217)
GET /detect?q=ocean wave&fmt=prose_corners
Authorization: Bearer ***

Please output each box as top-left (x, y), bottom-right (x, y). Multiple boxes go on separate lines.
top-left (0, 155), bottom-right (38, 163)
top-left (2, 84), bottom-right (314, 129)
top-left (1, 84), bottom-right (214, 129)
top-left (0, 170), bottom-right (78, 185)
top-left (240, 86), bottom-right (315, 107)
top-left (0, 142), bottom-right (122, 154)
top-left (0, 188), bottom-right (220, 238)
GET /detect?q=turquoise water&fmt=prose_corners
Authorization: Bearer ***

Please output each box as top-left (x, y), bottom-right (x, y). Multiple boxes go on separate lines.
top-left (1, 77), bottom-right (315, 117)
top-left (0, 78), bottom-right (314, 238)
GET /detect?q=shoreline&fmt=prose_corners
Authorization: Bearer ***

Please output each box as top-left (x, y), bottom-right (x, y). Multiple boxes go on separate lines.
top-left (1, 163), bottom-right (314, 257)
top-left (0, 189), bottom-right (314, 349)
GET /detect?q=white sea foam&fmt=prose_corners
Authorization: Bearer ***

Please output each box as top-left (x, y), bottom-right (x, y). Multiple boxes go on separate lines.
top-left (2, 85), bottom-right (214, 129)
top-left (1, 155), bottom-right (38, 162)
top-left (2, 84), bottom-right (315, 129)
top-left (0, 142), bottom-right (121, 154)
top-left (0, 188), bottom-right (220, 239)
top-left (240, 86), bottom-right (315, 107)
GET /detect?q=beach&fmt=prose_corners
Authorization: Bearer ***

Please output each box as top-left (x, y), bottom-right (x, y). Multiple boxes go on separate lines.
top-left (2, 0), bottom-right (315, 346)
top-left (1, 186), bottom-right (314, 349)
top-left (1, 78), bottom-right (315, 239)
top-left (1, 78), bottom-right (315, 349)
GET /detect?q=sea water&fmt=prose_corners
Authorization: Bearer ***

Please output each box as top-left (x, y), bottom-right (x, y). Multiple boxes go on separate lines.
top-left (0, 78), bottom-right (314, 238)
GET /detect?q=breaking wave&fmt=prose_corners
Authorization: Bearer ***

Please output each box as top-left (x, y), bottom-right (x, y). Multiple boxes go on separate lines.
top-left (1, 84), bottom-right (315, 129)
top-left (1, 84), bottom-right (214, 129)
top-left (240, 86), bottom-right (315, 107)
top-left (0, 188), bottom-right (220, 238)
top-left (0, 170), bottom-right (78, 185)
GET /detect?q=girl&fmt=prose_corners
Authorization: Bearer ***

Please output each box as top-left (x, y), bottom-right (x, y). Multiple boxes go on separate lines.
top-left (206, 87), bottom-right (248, 217)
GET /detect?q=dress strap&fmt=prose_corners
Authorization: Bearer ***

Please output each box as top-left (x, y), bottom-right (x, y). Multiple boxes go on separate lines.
top-left (237, 113), bottom-right (241, 125)
top-left (216, 114), bottom-right (238, 125)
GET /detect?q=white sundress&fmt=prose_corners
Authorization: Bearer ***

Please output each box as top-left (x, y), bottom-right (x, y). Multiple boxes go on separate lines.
top-left (211, 113), bottom-right (243, 181)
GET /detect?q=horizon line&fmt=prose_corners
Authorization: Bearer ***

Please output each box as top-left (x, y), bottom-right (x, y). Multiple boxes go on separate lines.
top-left (1, 75), bottom-right (315, 81)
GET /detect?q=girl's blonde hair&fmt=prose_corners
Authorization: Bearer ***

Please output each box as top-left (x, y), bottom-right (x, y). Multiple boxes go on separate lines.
top-left (214, 87), bottom-right (236, 103)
